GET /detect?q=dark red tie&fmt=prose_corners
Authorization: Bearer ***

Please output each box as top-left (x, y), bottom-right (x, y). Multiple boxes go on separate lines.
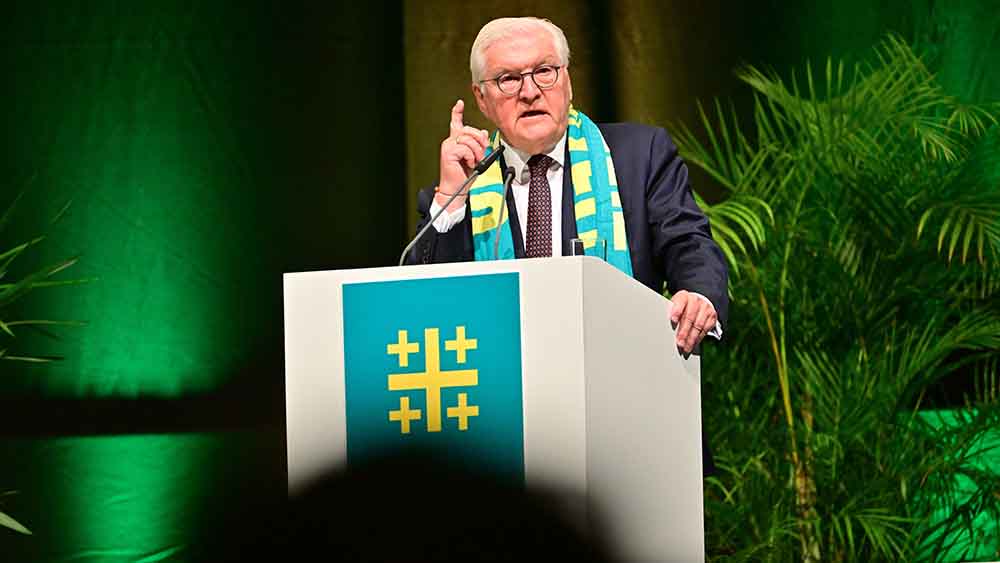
top-left (525, 154), bottom-right (553, 258)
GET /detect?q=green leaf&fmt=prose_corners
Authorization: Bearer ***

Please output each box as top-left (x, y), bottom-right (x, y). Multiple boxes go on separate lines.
top-left (0, 510), bottom-right (31, 535)
top-left (0, 277), bottom-right (97, 291)
top-left (5, 319), bottom-right (88, 328)
top-left (0, 236), bottom-right (46, 276)
top-left (947, 212), bottom-right (964, 262)
top-left (0, 257), bottom-right (79, 309)
top-left (0, 353), bottom-right (62, 363)
top-left (710, 221), bottom-right (749, 258)
top-left (49, 199), bottom-right (72, 225)
top-left (0, 191), bottom-right (25, 235)
top-left (713, 232), bottom-right (740, 277)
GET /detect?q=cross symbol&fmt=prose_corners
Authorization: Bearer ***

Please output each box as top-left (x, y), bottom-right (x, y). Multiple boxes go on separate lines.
top-left (387, 329), bottom-right (420, 367)
top-left (389, 328), bottom-right (477, 432)
top-left (444, 326), bottom-right (478, 364)
top-left (447, 392), bottom-right (479, 431)
top-left (389, 396), bottom-right (422, 434)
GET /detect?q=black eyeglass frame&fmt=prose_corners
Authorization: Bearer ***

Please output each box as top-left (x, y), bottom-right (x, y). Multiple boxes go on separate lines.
top-left (479, 64), bottom-right (562, 95)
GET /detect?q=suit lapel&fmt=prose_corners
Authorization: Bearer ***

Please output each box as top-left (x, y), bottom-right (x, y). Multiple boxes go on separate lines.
top-left (500, 155), bottom-right (527, 259)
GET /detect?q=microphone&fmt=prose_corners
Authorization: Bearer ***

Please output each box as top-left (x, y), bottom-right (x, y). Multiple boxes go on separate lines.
top-left (473, 144), bottom-right (505, 174)
top-left (493, 166), bottom-right (516, 260)
top-left (398, 145), bottom-right (506, 267)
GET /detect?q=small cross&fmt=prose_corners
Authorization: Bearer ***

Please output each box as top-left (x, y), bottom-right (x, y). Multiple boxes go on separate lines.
top-left (446, 393), bottom-right (479, 431)
top-left (444, 326), bottom-right (477, 364)
top-left (387, 329), bottom-right (420, 367)
top-left (389, 396), bottom-right (422, 434)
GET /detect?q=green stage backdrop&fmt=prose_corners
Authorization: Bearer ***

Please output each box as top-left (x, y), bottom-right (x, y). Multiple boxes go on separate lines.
top-left (0, 1), bottom-right (997, 561)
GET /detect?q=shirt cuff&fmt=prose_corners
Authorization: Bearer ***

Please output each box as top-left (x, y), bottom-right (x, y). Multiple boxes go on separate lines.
top-left (689, 292), bottom-right (723, 340)
top-left (429, 199), bottom-right (467, 233)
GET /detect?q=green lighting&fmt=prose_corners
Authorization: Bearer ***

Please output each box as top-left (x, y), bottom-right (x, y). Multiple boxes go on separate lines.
top-left (46, 435), bottom-right (217, 562)
top-left (917, 411), bottom-right (1000, 560)
top-left (4, 23), bottom-right (266, 398)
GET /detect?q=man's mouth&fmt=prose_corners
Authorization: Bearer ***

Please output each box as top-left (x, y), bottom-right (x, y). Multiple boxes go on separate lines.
top-left (521, 110), bottom-right (548, 118)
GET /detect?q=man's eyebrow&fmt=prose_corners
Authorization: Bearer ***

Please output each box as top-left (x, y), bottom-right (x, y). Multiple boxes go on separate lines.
top-left (490, 59), bottom-right (558, 76)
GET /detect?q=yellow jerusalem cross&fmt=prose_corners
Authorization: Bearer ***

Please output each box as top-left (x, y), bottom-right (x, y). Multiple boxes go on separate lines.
top-left (388, 328), bottom-right (478, 432)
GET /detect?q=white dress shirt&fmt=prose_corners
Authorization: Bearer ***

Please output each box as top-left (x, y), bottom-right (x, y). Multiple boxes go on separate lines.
top-left (431, 134), bottom-right (566, 257)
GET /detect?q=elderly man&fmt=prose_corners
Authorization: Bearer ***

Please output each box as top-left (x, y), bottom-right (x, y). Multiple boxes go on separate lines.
top-left (406, 16), bottom-right (728, 355)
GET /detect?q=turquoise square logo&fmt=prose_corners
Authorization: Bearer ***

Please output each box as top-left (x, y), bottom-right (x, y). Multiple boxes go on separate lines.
top-left (342, 273), bottom-right (524, 481)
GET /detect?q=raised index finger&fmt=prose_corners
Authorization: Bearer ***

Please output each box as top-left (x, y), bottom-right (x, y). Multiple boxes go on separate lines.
top-left (449, 99), bottom-right (465, 135)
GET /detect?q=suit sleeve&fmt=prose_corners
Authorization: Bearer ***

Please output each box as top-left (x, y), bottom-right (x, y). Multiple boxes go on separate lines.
top-left (403, 186), bottom-right (475, 265)
top-left (645, 127), bottom-right (730, 326)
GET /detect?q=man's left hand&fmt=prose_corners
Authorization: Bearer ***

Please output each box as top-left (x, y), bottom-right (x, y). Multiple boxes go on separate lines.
top-left (670, 290), bottom-right (718, 354)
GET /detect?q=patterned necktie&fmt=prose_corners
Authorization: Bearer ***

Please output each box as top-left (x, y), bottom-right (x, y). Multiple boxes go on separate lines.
top-left (525, 154), bottom-right (554, 258)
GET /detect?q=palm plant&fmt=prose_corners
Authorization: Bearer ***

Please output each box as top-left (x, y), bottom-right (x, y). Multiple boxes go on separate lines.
top-left (674, 35), bottom-right (1000, 561)
top-left (0, 192), bottom-right (89, 535)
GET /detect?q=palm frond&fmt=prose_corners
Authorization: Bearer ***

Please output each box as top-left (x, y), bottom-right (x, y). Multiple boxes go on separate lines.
top-left (674, 100), bottom-right (760, 193)
top-left (970, 357), bottom-right (1000, 406)
top-left (0, 197), bottom-right (90, 363)
top-left (0, 257), bottom-right (79, 309)
top-left (912, 115), bottom-right (964, 162)
top-left (828, 222), bottom-right (863, 278)
top-left (946, 101), bottom-right (1000, 137)
top-left (696, 192), bottom-right (773, 277)
top-left (854, 508), bottom-right (912, 559)
top-left (687, 33), bottom-right (1000, 562)
top-left (916, 185), bottom-right (1000, 267)
top-left (0, 236), bottom-right (45, 280)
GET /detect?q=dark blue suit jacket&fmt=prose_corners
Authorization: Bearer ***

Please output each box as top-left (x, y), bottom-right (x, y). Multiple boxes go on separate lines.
top-left (407, 122), bottom-right (729, 325)
top-left (406, 123), bottom-right (728, 475)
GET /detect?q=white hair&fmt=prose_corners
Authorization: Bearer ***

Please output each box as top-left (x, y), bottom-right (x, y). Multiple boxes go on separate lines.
top-left (469, 17), bottom-right (571, 83)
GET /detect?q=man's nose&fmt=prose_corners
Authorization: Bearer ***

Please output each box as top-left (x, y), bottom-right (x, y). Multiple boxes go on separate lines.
top-left (518, 75), bottom-right (541, 101)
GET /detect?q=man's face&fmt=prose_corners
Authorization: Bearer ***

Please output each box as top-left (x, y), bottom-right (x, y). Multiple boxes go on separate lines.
top-left (473, 30), bottom-right (572, 155)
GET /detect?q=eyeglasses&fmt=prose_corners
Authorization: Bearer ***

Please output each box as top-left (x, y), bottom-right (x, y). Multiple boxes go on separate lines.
top-left (480, 64), bottom-right (562, 95)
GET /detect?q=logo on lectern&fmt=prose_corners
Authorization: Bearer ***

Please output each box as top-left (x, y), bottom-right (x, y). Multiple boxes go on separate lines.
top-left (342, 273), bottom-right (525, 481)
top-left (386, 326), bottom-right (480, 434)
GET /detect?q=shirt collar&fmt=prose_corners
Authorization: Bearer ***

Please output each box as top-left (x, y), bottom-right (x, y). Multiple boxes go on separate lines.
top-left (501, 131), bottom-right (567, 182)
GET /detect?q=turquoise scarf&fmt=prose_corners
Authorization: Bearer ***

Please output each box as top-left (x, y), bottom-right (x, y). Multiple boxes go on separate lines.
top-left (468, 108), bottom-right (633, 277)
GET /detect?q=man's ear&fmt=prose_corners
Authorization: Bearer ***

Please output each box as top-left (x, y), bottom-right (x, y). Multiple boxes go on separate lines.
top-left (472, 83), bottom-right (490, 121)
top-left (565, 67), bottom-right (573, 102)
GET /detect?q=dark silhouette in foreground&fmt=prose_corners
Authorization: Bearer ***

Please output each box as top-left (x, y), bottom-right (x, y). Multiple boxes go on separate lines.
top-left (190, 450), bottom-right (616, 561)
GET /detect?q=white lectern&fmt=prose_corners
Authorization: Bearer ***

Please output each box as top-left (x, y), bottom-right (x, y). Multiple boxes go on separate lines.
top-left (283, 256), bottom-right (704, 562)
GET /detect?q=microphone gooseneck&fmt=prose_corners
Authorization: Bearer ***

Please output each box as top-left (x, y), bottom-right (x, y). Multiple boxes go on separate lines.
top-left (493, 166), bottom-right (516, 260)
top-left (398, 145), bottom-right (506, 267)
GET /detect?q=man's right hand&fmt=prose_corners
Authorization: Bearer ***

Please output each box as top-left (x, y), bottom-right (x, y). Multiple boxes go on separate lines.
top-left (438, 99), bottom-right (490, 211)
